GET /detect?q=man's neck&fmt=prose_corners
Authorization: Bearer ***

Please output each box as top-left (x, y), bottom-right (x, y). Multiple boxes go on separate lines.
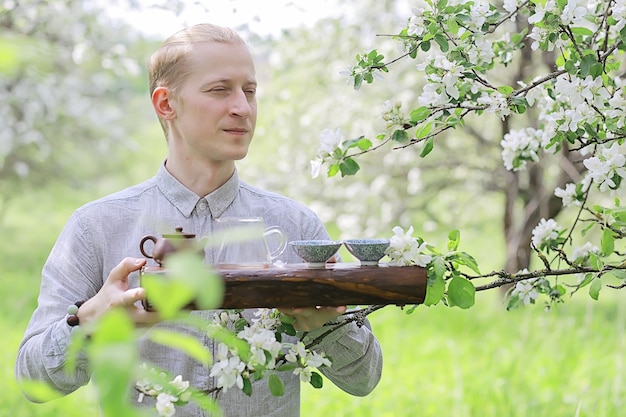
top-left (164, 158), bottom-right (235, 197)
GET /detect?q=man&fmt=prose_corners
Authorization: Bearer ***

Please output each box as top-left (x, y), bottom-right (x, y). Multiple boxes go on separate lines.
top-left (15, 23), bottom-right (382, 416)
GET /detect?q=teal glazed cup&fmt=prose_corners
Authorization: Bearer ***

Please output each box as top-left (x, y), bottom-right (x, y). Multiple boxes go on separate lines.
top-left (289, 240), bottom-right (343, 268)
top-left (343, 238), bottom-right (390, 266)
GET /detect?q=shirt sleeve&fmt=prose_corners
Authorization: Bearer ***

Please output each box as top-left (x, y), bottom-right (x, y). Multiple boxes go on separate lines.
top-left (15, 211), bottom-right (99, 400)
top-left (300, 316), bottom-right (383, 396)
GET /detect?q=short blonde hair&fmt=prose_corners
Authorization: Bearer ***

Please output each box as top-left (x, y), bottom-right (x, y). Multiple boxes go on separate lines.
top-left (148, 23), bottom-right (246, 134)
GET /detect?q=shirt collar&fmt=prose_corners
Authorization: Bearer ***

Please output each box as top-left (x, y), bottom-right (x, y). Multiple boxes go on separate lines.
top-left (156, 162), bottom-right (239, 218)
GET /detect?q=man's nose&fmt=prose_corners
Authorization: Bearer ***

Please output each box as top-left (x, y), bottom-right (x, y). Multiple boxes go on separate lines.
top-left (229, 90), bottom-right (252, 118)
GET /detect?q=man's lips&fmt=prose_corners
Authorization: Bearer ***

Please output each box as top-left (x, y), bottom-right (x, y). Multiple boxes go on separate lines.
top-left (223, 127), bottom-right (249, 133)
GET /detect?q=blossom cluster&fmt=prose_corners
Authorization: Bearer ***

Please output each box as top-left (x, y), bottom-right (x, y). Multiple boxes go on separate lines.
top-left (209, 308), bottom-right (332, 392)
top-left (136, 365), bottom-right (192, 417)
top-left (385, 226), bottom-right (432, 267)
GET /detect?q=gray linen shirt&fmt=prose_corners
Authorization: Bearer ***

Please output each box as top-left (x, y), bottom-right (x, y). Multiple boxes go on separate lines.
top-left (15, 163), bottom-right (382, 416)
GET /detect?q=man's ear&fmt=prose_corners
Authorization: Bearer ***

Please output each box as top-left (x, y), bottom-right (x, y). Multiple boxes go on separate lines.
top-left (152, 87), bottom-right (176, 120)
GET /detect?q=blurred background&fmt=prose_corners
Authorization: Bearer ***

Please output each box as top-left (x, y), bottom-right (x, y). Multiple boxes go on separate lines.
top-left (1, 1), bottom-right (624, 416)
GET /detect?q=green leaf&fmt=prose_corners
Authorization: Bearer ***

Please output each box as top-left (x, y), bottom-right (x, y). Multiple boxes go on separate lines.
top-left (577, 273), bottom-right (594, 289)
top-left (327, 163), bottom-right (340, 177)
top-left (391, 129), bottom-right (409, 143)
top-left (580, 54), bottom-right (599, 77)
top-left (276, 363), bottom-right (297, 372)
top-left (356, 138), bottom-right (373, 150)
top-left (415, 122), bottom-right (433, 140)
top-left (452, 252), bottom-right (481, 274)
top-left (242, 378), bottom-right (253, 396)
top-left (601, 228), bottom-right (615, 256)
top-left (424, 269), bottom-right (446, 306)
top-left (268, 374), bottom-right (285, 396)
top-left (447, 275), bottom-right (475, 309)
top-left (339, 157), bottom-right (360, 176)
top-left (570, 26), bottom-right (594, 36)
top-left (448, 229), bottom-right (460, 251)
top-left (309, 371), bottom-right (324, 389)
top-left (18, 380), bottom-right (64, 402)
top-left (434, 33), bottom-right (449, 52)
top-left (497, 85), bottom-right (514, 95)
top-left (410, 106), bottom-right (431, 123)
top-left (589, 277), bottom-right (602, 301)
top-left (354, 74), bottom-right (363, 90)
top-left (447, 17), bottom-right (459, 34)
top-left (148, 329), bottom-right (212, 366)
top-left (420, 137), bottom-right (434, 157)
top-left (276, 322), bottom-right (296, 337)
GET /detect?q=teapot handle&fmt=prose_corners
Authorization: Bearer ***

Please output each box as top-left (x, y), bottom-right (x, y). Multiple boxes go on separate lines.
top-left (139, 235), bottom-right (157, 259)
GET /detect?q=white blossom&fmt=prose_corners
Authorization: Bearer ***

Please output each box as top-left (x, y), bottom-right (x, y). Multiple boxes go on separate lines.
top-left (554, 183), bottom-right (581, 207)
top-left (572, 242), bottom-right (600, 261)
top-left (500, 127), bottom-right (545, 171)
top-left (528, 0), bottom-right (556, 24)
top-left (561, 0), bottom-right (593, 29)
top-left (385, 226), bottom-right (432, 267)
top-left (310, 158), bottom-right (322, 179)
top-left (531, 218), bottom-right (562, 248)
top-left (209, 351), bottom-right (246, 392)
top-left (613, 0), bottom-right (626, 30)
top-left (583, 143), bottom-right (626, 192)
top-left (511, 280), bottom-right (539, 305)
top-left (318, 128), bottom-right (343, 153)
top-left (407, 7), bottom-right (427, 37)
top-left (469, 0), bottom-right (493, 30)
top-left (503, 0), bottom-right (519, 14)
top-left (477, 91), bottom-right (511, 120)
top-left (156, 393), bottom-right (177, 417)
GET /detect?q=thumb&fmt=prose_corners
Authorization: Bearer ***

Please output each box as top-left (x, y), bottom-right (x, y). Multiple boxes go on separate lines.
top-left (107, 257), bottom-right (146, 284)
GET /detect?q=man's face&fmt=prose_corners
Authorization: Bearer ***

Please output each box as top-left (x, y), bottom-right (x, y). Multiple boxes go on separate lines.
top-left (168, 41), bottom-right (257, 163)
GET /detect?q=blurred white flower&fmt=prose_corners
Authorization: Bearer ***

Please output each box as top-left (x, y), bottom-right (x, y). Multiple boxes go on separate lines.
top-left (511, 280), bottom-right (539, 305)
top-left (318, 128), bottom-right (343, 153)
top-left (156, 393), bottom-right (177, 417)
top-left (310, 158), bottom-right (322, 179)
top-left (531, 218), bottom-right (562, 248)
top-left (572, 242), bottom-right (600, 261)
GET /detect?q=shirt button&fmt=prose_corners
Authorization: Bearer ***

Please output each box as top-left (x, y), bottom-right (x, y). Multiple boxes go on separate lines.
top-left (198, 201), bottom-right (208, 211)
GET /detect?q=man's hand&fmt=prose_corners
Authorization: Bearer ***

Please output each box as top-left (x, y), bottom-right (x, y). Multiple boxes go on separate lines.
top-left (77, 257), bottom-right (161, 327)
top-left (279, 306), bottom-right (347, 332)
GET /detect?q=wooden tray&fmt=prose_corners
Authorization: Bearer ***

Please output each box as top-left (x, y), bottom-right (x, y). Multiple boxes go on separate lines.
top-left (143, 263), bottom-right (427, 310)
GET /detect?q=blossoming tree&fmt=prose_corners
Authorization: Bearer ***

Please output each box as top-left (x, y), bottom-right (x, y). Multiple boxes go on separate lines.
top-left (311, 0), bottom-right (626, 309)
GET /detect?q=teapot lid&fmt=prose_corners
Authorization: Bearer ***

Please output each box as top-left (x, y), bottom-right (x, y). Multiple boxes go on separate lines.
top-left (163, 227), bottom-right (196, 239)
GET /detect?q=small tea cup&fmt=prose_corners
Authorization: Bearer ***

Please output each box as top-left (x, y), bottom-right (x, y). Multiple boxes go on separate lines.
top-left (343, 238), bottom-right (390, 266)
top-left (289, 240), bottom-right (342, 268)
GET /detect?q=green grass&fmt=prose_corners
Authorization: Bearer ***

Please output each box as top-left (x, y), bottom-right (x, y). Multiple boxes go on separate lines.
top-left (3, 187), bottom-right (625, 417)
top-left (301, 292), bottom-right (625, 417)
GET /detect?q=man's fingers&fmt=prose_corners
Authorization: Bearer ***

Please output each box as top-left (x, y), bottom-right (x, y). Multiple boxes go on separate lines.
top-left (122, 287), bottom-right (146, 305)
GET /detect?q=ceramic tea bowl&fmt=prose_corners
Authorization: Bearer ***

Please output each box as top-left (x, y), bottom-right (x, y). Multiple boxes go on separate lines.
top-left (289, 240), bottom-right (343, 268)
top-left (343, 238), bottom-right (391, 266)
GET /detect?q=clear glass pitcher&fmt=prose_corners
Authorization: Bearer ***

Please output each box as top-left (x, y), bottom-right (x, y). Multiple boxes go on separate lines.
top-left (214, 217), bottom-right (287, 269)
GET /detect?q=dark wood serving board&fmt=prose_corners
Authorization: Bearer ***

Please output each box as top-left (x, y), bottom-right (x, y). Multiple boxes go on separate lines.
top-left (142, 263), bottom-right (427, 310)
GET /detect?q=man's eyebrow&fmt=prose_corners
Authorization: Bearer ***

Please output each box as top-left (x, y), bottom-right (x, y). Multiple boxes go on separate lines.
top-left (201, 79), bottom-right (257, 87)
